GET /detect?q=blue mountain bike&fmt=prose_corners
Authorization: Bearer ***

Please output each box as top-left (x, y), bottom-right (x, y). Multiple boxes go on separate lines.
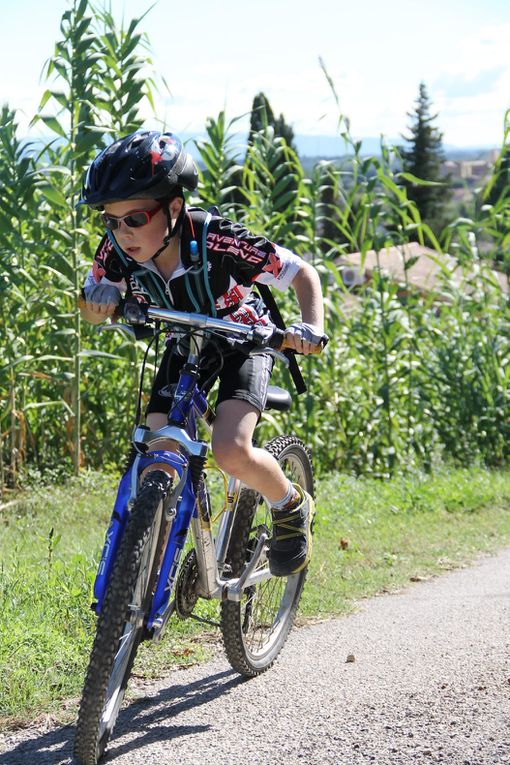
top-left (73, 305), bottom-right (317, 765)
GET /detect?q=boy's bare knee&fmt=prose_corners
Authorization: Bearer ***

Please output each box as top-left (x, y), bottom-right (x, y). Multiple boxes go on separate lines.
top-left (211, 440), bottom-right (233, 472)
top-left (212, 439), bottom-right (251, 474)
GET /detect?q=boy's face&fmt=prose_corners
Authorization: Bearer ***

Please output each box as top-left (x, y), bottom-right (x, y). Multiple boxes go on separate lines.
top-left (103, 198), bottom-right (180, 261)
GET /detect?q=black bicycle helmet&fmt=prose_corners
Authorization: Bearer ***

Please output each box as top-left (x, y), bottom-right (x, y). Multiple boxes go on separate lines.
top-left (78, 130), bottom-right (198, 209)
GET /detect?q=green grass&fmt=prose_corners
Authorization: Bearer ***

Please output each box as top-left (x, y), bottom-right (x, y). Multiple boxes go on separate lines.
top-left (303, 468), bottom-right (510, 615)
top-left (2, 466), bottom-right (510, 729)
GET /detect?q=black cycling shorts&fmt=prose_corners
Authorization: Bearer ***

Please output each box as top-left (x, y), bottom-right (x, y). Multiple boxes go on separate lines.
top-left (146, 341), bottom-right (273, 416)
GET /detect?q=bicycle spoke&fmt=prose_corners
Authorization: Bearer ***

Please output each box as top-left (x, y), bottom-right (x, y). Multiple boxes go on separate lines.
top-left (221, 437), bottom-right (313, 676)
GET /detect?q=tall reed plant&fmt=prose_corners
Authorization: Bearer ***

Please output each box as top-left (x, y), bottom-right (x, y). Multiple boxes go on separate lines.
top-left (1, 17), bottom-right (510, 488)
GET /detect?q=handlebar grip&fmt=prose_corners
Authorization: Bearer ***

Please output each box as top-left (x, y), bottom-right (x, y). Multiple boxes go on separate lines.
top-left (78, 293), bottom-right (125, 320)
top-left (281, 332), bottom-right (329, 355)
top-left (112, 297), bottom-right (125, 320)
top-left (268, 327), bottom-right (286, 349)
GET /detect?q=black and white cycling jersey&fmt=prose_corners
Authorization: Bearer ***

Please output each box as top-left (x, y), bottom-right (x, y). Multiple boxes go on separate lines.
top-left (83, 206), bottom-right (302, 326)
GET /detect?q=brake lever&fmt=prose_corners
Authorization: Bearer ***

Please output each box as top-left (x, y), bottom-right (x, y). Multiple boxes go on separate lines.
top-left (96, 321), bottom-right (155, 341)
top-left (96, 323), bottom-right (139, 339)
top-left (251, 348), bottom-right (290, 366)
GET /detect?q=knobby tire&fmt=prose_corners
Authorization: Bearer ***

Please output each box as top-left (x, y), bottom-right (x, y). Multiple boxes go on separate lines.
top-left (220, 435), bottom-right (314, 676)
top-left (73, 471), bottom-right (171, 765)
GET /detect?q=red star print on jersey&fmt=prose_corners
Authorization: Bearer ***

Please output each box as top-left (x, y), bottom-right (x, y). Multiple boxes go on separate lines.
top-left (92, 259), bottom-right (106, 283)
top-left (262, 252), bottom-right (282, 278)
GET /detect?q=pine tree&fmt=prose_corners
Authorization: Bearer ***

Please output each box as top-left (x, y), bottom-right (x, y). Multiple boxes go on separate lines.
top-left (248, 92), bottom-right (296, 150)
top-left (401, 82), bottom-right (451, 233)
top-left (249, 92), bottom-right (275, 137)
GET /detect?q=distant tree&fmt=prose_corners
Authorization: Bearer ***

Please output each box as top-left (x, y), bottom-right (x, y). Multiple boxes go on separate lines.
top-left (249, 92), bottom-right (296, 150)
top-left (273, 113), bottom-right (295, 150)
top-left (242, 92), bottom-right (301, 235)
top-left (249, 92), bottom-right (275, 137)
top-left (400, 82), bottom-right (451, 235)
top-left (485, 144), bottom-right (510, 207)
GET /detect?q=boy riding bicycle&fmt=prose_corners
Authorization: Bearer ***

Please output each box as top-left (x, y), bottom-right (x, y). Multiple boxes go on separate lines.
top-left (78, 129), bottom-right (326, 577)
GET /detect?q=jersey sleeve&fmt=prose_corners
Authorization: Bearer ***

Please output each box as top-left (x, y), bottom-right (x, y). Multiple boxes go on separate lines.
top-left (82, 234), bottom-right (128, 293)
top-left (205, 217), bottom-right (302, 293)
top-left (251, 244), bottom-right (302, 292)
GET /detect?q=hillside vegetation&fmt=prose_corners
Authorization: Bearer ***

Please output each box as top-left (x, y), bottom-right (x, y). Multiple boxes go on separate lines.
top-left (1, 5), bottom-right (509, 489)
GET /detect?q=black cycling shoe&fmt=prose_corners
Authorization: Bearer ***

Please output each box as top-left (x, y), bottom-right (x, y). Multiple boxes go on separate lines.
top-left (267, 485), bottom-right (315, 577)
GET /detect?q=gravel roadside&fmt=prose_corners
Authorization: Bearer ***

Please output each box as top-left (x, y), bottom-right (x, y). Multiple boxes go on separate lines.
top-left (1, 547), bottom-right (510, 765)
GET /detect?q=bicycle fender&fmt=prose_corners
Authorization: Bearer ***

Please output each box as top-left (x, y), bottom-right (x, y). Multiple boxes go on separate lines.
top-left (136, 449), bottom-right (186, 476)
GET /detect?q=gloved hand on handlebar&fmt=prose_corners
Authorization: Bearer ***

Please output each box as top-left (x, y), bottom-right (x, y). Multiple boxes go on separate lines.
top-left (81, 284), bottom-right (122, 322)
top-left (284, 322), bottom-right (328, 355)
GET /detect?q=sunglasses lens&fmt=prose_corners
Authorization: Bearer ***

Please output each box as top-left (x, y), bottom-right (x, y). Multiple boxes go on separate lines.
top-left (101, 213), bottom-right (119, 230)
top-left (124, 212), bottom-right (150, 228)
top-left (100, 208), bottom-right (155, 230)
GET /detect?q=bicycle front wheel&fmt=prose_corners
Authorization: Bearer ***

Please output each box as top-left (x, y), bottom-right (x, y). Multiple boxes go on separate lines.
top-left (220, 435), bottom-right (314, 677)
top-left (74, 470), bottom-right (171, 765)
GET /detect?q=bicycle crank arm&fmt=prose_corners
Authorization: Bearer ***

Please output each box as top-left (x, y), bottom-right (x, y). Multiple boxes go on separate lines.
top-left (222, 530), bottom-right (272, 602)
top-left (151, 598), bottom-right (176, 643)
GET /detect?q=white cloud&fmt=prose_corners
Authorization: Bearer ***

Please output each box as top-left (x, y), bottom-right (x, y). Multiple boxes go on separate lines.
top-left (453, 23), bottom-right (510, 78)
top-left (431, 23), bottom-right (510, 145)
top-left (3, 1), bottom-right (509, 148)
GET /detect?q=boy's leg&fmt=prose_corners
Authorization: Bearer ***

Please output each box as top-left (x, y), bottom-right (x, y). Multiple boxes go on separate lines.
top-left (139, 343), bottom-right (182, 482)
top-left (212, 399), bottom-right (315, 576)
top-left (212, 399), bottom-right (288, 502)
top-left (140, 411), bottom-right (179, 482)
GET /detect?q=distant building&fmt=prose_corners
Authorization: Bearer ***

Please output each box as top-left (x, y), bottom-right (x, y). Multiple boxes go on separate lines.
top-left (336, 241), bottom-right (508, 300)
top-left (441, 149), bottom-right (499, 185)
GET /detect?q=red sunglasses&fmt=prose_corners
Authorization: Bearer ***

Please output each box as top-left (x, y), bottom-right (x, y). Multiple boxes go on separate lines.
top-left (101, 203), bottom-right (163, 230)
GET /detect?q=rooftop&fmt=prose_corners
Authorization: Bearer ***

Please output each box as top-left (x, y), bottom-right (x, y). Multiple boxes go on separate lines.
top-left (336, 241), bottom-right (508, 295)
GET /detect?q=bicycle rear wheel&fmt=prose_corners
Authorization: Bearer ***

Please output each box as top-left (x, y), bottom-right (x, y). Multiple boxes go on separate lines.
top-left (220, 435), bottom-right (314, 676)
top-left (74, 470), bottom-right (172, 765)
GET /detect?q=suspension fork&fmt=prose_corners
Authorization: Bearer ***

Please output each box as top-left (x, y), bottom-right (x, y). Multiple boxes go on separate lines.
top-left (189, 475), bottom-right (215, 597)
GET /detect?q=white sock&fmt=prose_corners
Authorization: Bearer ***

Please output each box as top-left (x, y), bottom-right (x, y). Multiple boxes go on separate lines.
top-left (270, 481), bottom-right (296, 510)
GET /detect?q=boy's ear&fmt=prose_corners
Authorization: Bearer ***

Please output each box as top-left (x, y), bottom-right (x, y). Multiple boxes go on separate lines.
top-left (169, 196), bottom-right (183, 218)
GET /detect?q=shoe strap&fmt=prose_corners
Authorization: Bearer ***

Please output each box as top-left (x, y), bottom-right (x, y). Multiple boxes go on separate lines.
top-left (272, 511), bottom-right (306, 540)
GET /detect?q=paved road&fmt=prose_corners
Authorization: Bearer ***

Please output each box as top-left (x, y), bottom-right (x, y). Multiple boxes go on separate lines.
top-left (1, 548), bottom-right (510, 765)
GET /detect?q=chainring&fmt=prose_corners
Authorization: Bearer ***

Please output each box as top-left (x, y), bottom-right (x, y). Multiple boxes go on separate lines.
top-left (175, 549), bottom-right (200, 619)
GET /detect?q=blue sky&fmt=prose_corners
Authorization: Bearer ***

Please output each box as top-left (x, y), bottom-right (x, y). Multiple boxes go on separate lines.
top-left (1, 0), bottom-right (509, 148)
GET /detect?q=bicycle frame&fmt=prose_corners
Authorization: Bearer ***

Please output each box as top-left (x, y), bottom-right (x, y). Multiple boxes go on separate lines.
top-left (92, 307), bottom-right (277, 640)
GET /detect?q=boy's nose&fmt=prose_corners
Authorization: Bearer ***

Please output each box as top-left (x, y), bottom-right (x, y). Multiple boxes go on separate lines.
top-left (117, 220), bottom-right (134, 235)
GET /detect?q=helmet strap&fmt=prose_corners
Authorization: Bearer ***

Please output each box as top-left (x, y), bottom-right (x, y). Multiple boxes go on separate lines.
top-left (152, 199), bottom-right (185, 260)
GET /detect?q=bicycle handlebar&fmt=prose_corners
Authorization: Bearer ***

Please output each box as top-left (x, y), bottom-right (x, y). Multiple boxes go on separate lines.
top-left (145, 305), bottom-right (329, 355)
top-left (146, 305), bottom-right (284, 344)
top-left (115, 298), bottom-right (328, 356)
